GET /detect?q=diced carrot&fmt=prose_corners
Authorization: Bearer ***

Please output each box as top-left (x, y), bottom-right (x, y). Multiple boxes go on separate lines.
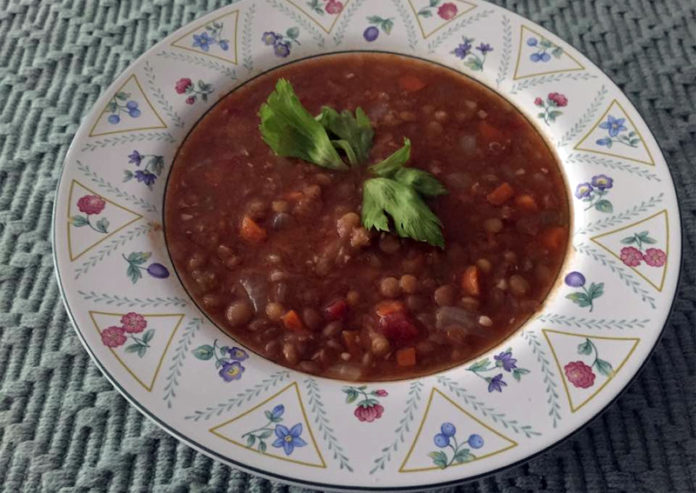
top-left (487, 182), bottom-right (514, 206)
top-left (284, 191), bottom-right (304, 201)
top-left (461, 265), bottom-right (481, 297)
top-left (396, 347), bottom-right (417, 367)
top-left (342, 330), bottom-right (362, 357)
top-left (515, 194), bottom-right (539, 212)
top-left (281, 310), bottom-right (304, 331)
top-left (376, 300), bottom-right (405, 318)
top-left (541, 226), bottom-right (568, 251)
top-left (478, 121), bottom-right (505, 144)
top-left (240, 215), bottom-right (267, 243)
top-left (398, 75), bottom-right (426, 92)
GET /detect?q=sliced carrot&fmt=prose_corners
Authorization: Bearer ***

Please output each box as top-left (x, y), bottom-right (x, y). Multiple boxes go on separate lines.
top-left (376, 300), bottom-right (405, 318)
top-left (478, 121), bottom-right (505, 144)
top-left (240, 215), bottom-right (267, 243)
top-left (515, 193), bottom-right (539, 212)
top-left (540, 226), bottom-right (568, 251)
top-left (342, 330), bottom-right (362, 357)
top-left (284, 191), bottom-right (304, 201)
top-left (281, 310), bottom-right (304, 331)
top-left (486, 182), bottom-right (515, 206)
top-left (396, 347), bottom-right (417, 367)
top-left (398, 75), bottom-right (426, 92)
top-left (461, 265), bottom-right (481, 297)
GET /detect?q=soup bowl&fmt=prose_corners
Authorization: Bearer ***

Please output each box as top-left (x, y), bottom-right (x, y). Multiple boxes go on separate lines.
top-left (53, 0), bottom-right (681, 490)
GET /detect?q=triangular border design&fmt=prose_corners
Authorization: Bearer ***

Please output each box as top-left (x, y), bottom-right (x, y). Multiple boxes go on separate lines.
top-left (170, 10), bottom-right (240, 64)
top-left (591, 209), bottom-right (669, 292)
top-left (574, 99), bottom-right (656, 166)
top-left (542, 329), bottom-right (640, 413)
top-left (512, 25), bottom-right (585, 80)
top-left (88, 74), bottom-right (167, 137)
top-left (66, 180), bottom-right (143, 261)
top-left (209, 382), bottom-right (327, 468)
top-left (407, 0), bottom-right (477, 39)
top-left (399, 388), bottom-right (517, 473)
top-left (89, 311), bottom-right (185, 391)
top-left (283, 0), bottom-right (352, 34)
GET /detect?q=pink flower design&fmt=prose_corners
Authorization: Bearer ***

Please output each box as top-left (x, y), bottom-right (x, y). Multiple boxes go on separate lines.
top-left (620, 246), bottom-right (643, 267)
top-left (534, 97), bottom-right (543, 106)
top-left (185, 96), bottom-right (195, 105)
top-left (374, 389), bottom-right (388, 397)
top-left (325, 0), bottom-right (343, 14)
top-left (175, 78), bottom-right (193, 94)
top-left (548, 92), bottom-right (568, 107)
top-left (121, 312), bottom-right (147, 333)
top-left (354, 403), bottom-right (384, 422)
top-left (564, 361), bottom-right (596, 389)
top-left (77, 195), bottom-right (106, 215)
top-left (643, 248), bottom-right (666, 267)
top-left (437, 2), bottom-right (458, 20)
top-left (102, 326), bottom-right (127, 348)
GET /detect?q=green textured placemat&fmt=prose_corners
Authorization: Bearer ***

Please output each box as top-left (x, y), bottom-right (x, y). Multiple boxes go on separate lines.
top-left (1, 0), bottom-right (695, 491)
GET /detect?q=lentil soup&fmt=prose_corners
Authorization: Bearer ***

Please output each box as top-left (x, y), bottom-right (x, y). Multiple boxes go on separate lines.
top-left (164, 53), bottom-right (570, 381)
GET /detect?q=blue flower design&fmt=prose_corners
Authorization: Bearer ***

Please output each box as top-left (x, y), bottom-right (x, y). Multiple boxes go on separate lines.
top-left (429, 423), bottom-right (482, 468)
top-left (596, 137), bottom-right (612, 147)
top-left (262, 31), bottom-right (279, 45)
top-left (218, 361), bottom-right (244, 382)
top-left (272, 423), bottom-right (307, 456)
top-left (487, 373), bottom-right (507, 393)
top-left (599, 115), bottom-right (627, 137)
top-left (273, 41), bottom-right (291, 58)
top-left (134, 170), bottom-right (156, 187)
top-left (193, 32), bottom-right (212, 51)
top-left (467, 434), bottom-right (484, 449)
top-left (270, 404), bottom-right (285, 420)
top-left (591, 174), bottom-right (613, 190)
top-left (453, 39), bottom-right (472, 59)
top-left (494, 351), bottom-right (517, 372)
top-left (228, 346), bottom-right (249, 361)
top-left (527, 37), bottom-right (538, 46)
top-left (575, 182), bottom-right (593, 199)
top-left (128, 150), bottom-right (143, 166)
top-left (108, 114), bottom-right (120, 124)
top-left (219, 40), bottom-right (229, 51)
top-left (476, 43), bottom-right (493, 55)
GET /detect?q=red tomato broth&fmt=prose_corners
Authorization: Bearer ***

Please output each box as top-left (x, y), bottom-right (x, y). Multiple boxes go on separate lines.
top-left (164, 53), bottom-right (570, 381)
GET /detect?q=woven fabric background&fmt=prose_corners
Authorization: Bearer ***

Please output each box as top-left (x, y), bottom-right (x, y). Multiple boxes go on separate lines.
top-left (0, 0), bottom-right (694, 491)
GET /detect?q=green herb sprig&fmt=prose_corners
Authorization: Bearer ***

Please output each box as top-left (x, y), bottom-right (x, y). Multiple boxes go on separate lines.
top-left (259, 79), bottom-right (447, 247)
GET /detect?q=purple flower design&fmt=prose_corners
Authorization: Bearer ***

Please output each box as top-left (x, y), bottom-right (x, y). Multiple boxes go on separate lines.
top-left (134, 170), bottom-right (156, 187)
top-left (451, 36), bottom-right (491, 71)
top-left (564, 271), bottom-right (586, 287)
top-left (591, 174), bottom-right (613, 190)
top-left (272, 423), bottom-right (307, 456)
top-left (565, 272), bottom-right (603, 311)
top-left (262, 31), bottom-right (279, 45)
top-left (193, 339), bottom-right (248, 382)
top-left (227, 347), bottom-right (249, 361)
top-left (273, 41), bottom-right (291, 58)
top-left (487, 373), bottom-right (507, 393)
top-left (219, 361), bottom-right (245, 382)
top-left (476, 43), bottom-right (493, 55)
top-left (494, 351), bottom-right (517, 372)
top-left (453, 39), bottom-right (472, 59)
top-left (128, 150), bottom-right (143, 166)
top-left (575, 182), bottom-right (593, 199)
